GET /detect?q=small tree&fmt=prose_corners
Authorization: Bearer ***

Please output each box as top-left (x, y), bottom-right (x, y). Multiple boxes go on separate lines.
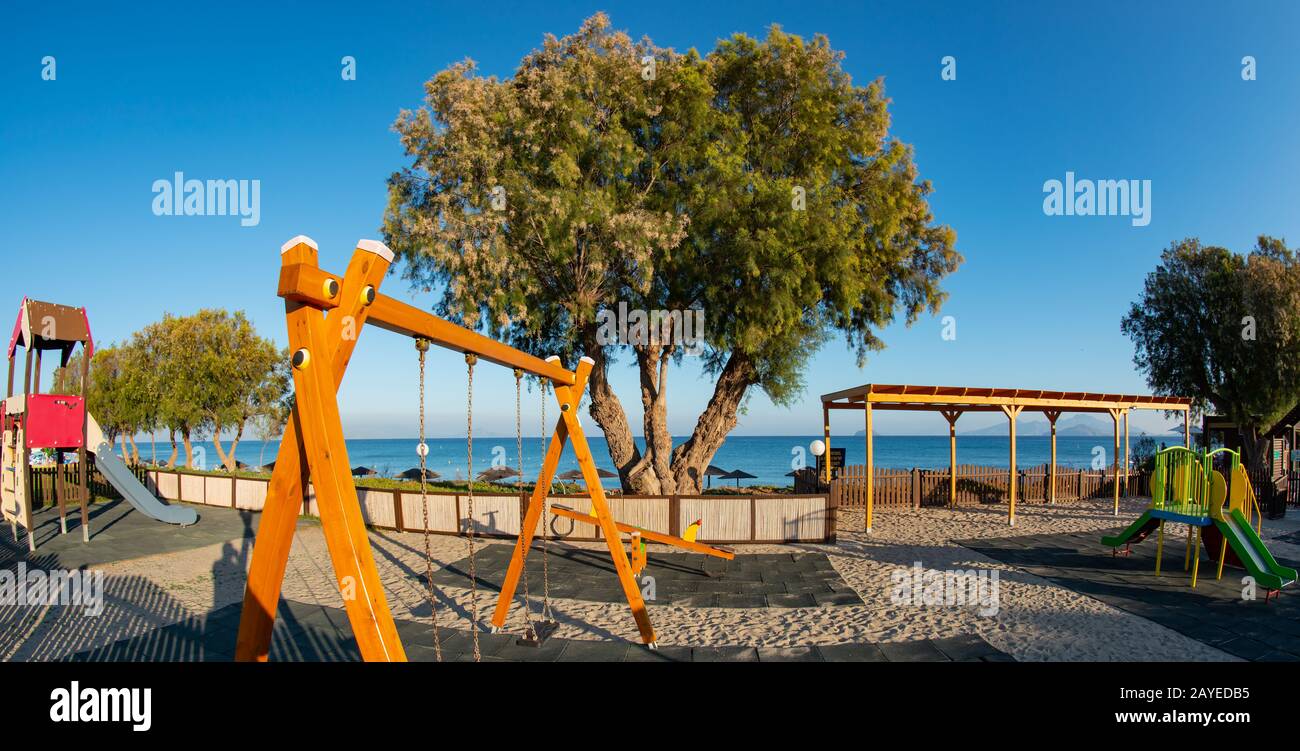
top-left (1121, 236), bottom-right (1300, 473)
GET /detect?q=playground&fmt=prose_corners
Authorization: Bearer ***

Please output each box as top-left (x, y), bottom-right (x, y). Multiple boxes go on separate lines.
top-left (2, 237), bottom-right (1297, 663)
top-left (7, 489), bottom-right (1299, 662)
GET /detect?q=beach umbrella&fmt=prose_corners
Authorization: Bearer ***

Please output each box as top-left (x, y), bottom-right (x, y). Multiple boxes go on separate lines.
top-left (703, 464), bottom-right (729, 489)
top-left (477, 466), bottom-right (522, 482)
top-left (262, 461), bottom-right (276, 471)
top-left (718, 469), bottom-right (757, 488)
top-left (398, 467), bottom-right (441, 481)
top-left (557, 468), bottom-right (617, 481)
top-left (351, 466), bottom-right (378, 477)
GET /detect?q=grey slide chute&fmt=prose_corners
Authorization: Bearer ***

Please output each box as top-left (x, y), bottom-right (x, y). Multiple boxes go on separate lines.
top-left (92, 442), bottom-right (198, 526)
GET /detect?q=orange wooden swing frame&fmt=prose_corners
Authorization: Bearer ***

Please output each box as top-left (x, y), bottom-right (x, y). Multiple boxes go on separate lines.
top-left (234, 236), bottom-right (656, 662)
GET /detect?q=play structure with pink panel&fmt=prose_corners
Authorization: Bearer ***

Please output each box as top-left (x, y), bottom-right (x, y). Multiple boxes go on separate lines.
top-left (2, 297), bottom-right (196, 551)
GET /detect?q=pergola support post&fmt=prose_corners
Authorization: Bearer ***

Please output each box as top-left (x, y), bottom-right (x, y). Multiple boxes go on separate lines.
top-left (1001, 405), bottom-right (1023, 526)
top-left (1109, 408), bottom-right (1122, 516)
top-left (1045, 410), bottom-right (1061, 505)
top-left (822, 405), bottom-right (832, 485)
top-left (864, 401), bottom-right (874, 533)
top-left (1123, 409), bottom-right (1130, 498)
top-left (941, 410), bottom-right (961, 508)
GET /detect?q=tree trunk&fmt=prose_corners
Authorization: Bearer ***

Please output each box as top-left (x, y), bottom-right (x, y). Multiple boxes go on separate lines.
top-left (181, 429), bottom-right (195, 468)
top-left (211, 422), bottom-right (234, 472)
top-left (582, 338), bottom-right (652, 491)
top-left (1238, 426), bottom-right (1270, 476)
top-left (584, 338), bottom-right (758, 495)
top-left (127, 434), bottom-right (140, 465)
top-left (166, 429), bottom-right (178, 468)
top-left (211, 420), bottom-right (244, 472)
top-left (670, 352), bottom-right (757, 492)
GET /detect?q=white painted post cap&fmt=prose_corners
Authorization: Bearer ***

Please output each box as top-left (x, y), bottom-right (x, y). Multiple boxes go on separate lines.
top-left (280, 235), bottom-right (319, 254)
top-left (357, 239), bottom-right (395, 262)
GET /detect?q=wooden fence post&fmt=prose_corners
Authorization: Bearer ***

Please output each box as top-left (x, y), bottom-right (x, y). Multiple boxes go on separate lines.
top-left (825, 490), bottom-right (838, 543)
top-left (911, 467), bottom-right (921, 509)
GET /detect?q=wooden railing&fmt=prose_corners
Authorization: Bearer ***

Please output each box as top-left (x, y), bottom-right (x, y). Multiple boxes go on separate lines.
top-left (830, 463), bottom-right (1146, 509)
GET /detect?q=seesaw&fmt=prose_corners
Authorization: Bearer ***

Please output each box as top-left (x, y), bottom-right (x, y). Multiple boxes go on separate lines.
top-left (548, 503), bottom-right (735, 577)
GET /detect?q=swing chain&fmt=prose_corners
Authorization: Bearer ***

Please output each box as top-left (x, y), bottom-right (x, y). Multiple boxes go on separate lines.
top-left (513, 368), bottom-right (534, 638)
top-left (540, 379), bottom-right (553, 621)
top-left (415, 337), bottom-right (442, 661)
top-left (465, 353), bottom-right (481, 662)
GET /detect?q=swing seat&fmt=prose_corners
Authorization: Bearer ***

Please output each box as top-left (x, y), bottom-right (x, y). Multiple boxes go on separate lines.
top-left (516, 619), bottom-right (559, 648)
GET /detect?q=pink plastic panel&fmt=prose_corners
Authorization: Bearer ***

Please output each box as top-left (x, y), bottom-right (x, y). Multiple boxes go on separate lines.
top-left (24, 394), bottom-right (86, 449)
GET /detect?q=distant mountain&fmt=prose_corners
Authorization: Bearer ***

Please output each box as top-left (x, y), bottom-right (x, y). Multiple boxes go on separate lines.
top-left (962, 414), bottom-right (1119, 437)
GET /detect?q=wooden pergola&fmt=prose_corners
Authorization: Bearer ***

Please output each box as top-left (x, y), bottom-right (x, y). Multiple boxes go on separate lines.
top-left (819, 384), bottom-right (1193, 531)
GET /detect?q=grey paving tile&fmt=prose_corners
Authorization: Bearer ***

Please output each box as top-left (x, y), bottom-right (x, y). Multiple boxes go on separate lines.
top-left (692, 646), bottom-right (759, 662)
top-left (817, 643), bottom-right (887, 662)
top-left (879, 640), bottom-right (950, 662)
top-left (757, 646), bottom-right (823, 662)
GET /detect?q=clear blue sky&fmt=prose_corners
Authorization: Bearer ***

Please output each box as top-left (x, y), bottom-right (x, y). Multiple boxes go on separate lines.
top-left (3, 1), bottom-right (1297, 438)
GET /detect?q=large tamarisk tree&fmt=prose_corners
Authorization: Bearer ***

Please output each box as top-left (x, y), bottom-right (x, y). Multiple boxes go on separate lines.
top-left (1122, 236), bottom-right (1300, 474)
top-left (383, 14), bottom-right (960, 493)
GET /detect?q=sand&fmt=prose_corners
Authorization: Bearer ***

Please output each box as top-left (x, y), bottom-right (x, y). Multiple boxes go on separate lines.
top-left (6, 495), bottom-right (1266, 661)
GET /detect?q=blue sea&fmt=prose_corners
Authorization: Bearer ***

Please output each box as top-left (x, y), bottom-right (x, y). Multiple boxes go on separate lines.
top-left (145, 435), bottom-right (1155, 488)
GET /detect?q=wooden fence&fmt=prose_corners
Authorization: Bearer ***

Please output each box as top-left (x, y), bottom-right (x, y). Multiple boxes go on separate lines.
top-left (31, 465), bottom-right (836, 544)
top-left (831, 463), bottom-right (1148, 509)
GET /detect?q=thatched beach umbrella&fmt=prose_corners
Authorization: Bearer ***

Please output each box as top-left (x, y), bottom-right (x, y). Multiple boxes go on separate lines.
top-left (351, 466), bottom-right (378, 477)
top-left (718, 469), bottom-right (757, 488)
top-left (703, 464), bottom-right (729, 488)
top-left (557, 467), bottom-right (617, 481)
top-left (477, 466), bottom-right (522, 482)
top-left (399, 467), bottom-right (441, 481)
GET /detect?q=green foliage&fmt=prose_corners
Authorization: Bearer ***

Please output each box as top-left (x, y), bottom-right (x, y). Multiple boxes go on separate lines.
top-left (1121, 236), bottom-right (1300, 469)
top-left (55, 310), bottom-right (289, 470)
top-left (83, 346), bottom-right (128, 442)
top-left (1131, 436), bottom-right (1159, 472)
top-left (383, 13), bottom-right (959, 491)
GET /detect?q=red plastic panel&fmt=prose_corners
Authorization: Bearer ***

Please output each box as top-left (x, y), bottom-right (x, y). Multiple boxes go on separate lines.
top-left (24, 394), bottom-right (86, 449)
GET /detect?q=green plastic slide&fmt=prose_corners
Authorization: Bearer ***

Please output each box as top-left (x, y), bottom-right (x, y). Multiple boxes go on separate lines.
top-left (1101, 510), bottom-right (1159, 548)
top-left (1213, 509), bottom-right (1298, 592)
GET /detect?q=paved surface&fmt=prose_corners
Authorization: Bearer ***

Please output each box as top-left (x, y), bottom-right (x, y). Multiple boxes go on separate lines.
top-left (1, 499), bottom-right (253, 571)
top-left (428, 545), bottom-right (862, 608)
top-left (62, 599), bottom-right (1013, 662)
top-left (961, 528), bottom-right (1300, 662)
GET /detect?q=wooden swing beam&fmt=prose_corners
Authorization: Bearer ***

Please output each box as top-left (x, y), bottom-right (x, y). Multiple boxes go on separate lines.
top-left (235, 236), bottom-right (655, 662)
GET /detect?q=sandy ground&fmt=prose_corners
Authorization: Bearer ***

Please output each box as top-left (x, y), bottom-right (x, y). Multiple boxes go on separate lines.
top-left (15, 495), bottom-right (1300, 661)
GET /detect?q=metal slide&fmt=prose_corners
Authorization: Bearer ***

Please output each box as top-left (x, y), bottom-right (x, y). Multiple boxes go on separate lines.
top-left (86, 413), bottom-right (198, 526)
top-left (92, 443), bottom-right (198, 526)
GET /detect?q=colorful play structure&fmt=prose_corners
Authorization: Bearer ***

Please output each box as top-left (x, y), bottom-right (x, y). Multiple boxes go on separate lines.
top-left (2, 298), bottom-right (197, 551)
top-left (235, 236), bottom-right (732, 662)
top-left (1102, 446), bottom-right (1297, 597)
